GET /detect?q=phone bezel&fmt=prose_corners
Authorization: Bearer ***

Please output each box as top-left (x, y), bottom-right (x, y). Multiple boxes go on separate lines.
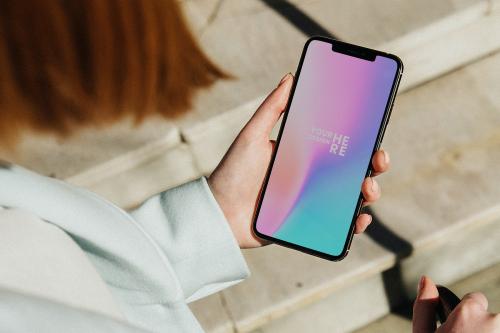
top-left (251, 36), bottom-right (403, 261)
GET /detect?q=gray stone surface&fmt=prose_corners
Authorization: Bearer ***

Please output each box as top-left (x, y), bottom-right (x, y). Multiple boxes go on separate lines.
top-left (355, 314), bottom-right (412, 333)
top-left (0, 117), bottom-right (180, 179)
top-left (223, 236), bottom-right (391, 332)
top-left (179, 0), bottom-right (478, 126)
top-left (373, 50), bottom-right (500, 244)
top-left (179, 0), bottom-right (306, 126)
top-left (384, 0), bottom-right (500, 91)
top-left (182, 98), bottom-right (264, 175)
top-left (253, 274), bottom-right (391, 333)
top-left (190, 294), bottom-right (234, 333)
top-left (290, 0), bottom-right (461, 47)
top-left (72, 143), bottom-right (200, 209)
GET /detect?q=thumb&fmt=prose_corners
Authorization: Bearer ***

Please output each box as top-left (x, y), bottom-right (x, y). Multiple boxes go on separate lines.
top-left (413, 276), bottom-right (439, 333)
top-left (460, 292), bottom-right (488, 311)
top-left (243, 73), bottom-right (293, 136)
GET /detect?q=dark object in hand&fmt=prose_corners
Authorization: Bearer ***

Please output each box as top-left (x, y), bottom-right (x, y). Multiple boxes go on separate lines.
top-left (436, 285), bottom-right (461, 324)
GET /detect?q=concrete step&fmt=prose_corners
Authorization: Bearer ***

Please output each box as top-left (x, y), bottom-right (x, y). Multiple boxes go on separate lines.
top-left (0, 119), bottom-right (195, 208)
top-left (180, 0), bottom-right (481, 124)
top-left (189, 50), bottom-right (500, 333)
top-left (353, 261), bottom-right (500, 333)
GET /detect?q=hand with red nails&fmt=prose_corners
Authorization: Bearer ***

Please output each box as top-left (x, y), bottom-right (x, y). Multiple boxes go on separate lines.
top-left (413, 276), bottom-right (500, 332)
top-left (208, 73), bottom-right (391, 248)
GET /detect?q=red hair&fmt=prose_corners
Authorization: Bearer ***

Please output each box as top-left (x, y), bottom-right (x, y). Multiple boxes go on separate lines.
top-left (0, 0), bottom-right (228, 145)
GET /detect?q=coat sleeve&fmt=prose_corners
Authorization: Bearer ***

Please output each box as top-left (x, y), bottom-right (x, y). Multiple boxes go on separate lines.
top-left (130, 177), bottom-right (250, 302)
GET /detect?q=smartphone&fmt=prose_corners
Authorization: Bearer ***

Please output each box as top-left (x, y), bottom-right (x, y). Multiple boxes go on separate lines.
top-left (252, 36), bottom-right (403, 261)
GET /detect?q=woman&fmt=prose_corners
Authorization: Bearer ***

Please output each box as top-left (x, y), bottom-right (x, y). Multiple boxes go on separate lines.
top-left (0, 1), bottom-right (495, 332)
top-left (0, 2), bottom-right (382, 331)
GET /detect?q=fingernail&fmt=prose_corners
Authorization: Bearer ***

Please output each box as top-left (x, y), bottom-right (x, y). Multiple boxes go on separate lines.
top-left (417, 276), bottom-right (425, 296)
top-left (382, 149), bottom-right (390, 164)
top-left (279, 73), bottom-right (292, 86)
top-left (370, 177), bottom-right (378, 193)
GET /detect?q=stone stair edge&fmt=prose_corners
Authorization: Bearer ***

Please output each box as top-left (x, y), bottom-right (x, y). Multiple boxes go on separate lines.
top-left (410, 203), bottom-right (500, 254)
top-left (231, 251), bottom-right (397, 332)
top-left (66, 127), bottom-right (182, 187)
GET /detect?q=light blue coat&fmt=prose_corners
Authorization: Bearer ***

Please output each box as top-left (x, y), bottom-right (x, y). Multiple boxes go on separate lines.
top-left (0, 162), bottom-right (250, 332)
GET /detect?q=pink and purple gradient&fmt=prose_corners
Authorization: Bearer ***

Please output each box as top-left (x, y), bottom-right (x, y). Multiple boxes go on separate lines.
top-left (255, 40), bottom-right (398, 256)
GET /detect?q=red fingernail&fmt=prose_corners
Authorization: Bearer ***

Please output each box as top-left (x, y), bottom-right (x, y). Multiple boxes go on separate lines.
top-left (417, 276), bottom-right (425, 295)
top-left (279, 73), bottom-right (292, 86)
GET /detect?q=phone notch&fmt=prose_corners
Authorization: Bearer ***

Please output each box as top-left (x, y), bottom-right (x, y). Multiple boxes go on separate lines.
top-left (331, 42), bottom-right (376, 62)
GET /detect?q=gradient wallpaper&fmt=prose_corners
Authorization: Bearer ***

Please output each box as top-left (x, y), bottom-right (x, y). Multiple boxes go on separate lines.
top-left (255, 40), bottom-right (399, 257)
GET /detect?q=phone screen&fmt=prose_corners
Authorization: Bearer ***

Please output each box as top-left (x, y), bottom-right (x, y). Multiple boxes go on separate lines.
top-left (254, 38), bottom-right (401, 259)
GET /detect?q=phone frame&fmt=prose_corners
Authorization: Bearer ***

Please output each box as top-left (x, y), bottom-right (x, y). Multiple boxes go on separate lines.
top-left (251, 36), bottom-right (403, 261)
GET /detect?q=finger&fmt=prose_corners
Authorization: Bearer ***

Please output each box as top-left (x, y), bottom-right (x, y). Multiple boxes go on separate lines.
top-left (361, 177), bottom-right (381, 204)
top-left (354, 214), bottom-right (372, 233)
top-left (371, 149), bottom-right (390, 177)
top-left (413, 276), bottom-right (439, 333)
top-left (243, 73), bottom-right (293, 136)
top-left (461, 292), bottom-right (489, 312)
top-left (254, 235), bottom-right (272, 247)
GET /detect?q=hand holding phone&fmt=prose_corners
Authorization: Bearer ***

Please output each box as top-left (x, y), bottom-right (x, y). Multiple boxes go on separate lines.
top-left (252, 37), bottom-right (403, 260)
top-left (208, 66), bottom-right (391, 250)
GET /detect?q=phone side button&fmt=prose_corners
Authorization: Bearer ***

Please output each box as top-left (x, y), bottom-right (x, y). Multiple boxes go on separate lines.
top-left (378, 103), bottom-right (393, 143)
